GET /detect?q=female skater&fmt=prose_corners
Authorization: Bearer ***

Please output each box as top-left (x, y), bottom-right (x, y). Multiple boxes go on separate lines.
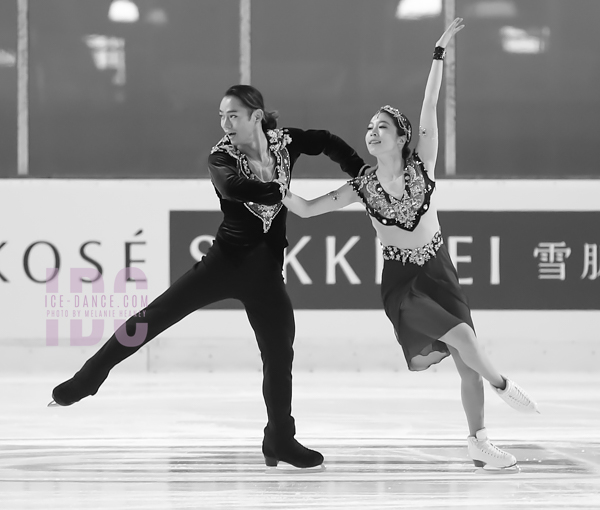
top-left (281, 19), bottom-right (539, 469)
top-left (49, 84), bottom-right (367, 469)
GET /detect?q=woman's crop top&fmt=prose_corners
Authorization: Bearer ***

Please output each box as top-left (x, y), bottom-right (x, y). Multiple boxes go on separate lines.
top-left (349, 152), bottom-right (435, 232)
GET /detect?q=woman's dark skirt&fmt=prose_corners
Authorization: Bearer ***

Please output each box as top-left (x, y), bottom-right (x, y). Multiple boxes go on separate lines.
top-left (380, 243), bottom-right (474, 371)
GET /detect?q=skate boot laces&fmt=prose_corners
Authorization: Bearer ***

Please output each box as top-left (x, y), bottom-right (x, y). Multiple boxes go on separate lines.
top-left (468, 429), bottom-right (517, 469)
top-left (494, 378), bottom-right (540, 414)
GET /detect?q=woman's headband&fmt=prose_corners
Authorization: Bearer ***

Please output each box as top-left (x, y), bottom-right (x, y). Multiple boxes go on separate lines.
top-left (377, 105), bottom-right (412, 143)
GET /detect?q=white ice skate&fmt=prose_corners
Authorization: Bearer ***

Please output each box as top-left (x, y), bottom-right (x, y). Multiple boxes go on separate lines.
top-left (467, 428), bottom-right (518, 470)
top-left (492, 377), bottom-right (540, 414)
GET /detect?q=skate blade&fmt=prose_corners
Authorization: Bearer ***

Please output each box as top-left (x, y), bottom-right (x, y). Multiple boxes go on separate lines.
top-left (510, 403), bottom-right (540, 414)
top-left (47, 400), bottom-right (60, 407)
top-left (265, 463), bottom-right (326, 473)
top-left (475, 463), bottom-right (521, 474)
top-left (524, 404), bottom-right (541, 414)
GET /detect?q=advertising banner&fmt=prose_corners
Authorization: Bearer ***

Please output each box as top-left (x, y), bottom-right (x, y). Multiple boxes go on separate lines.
top-left (1, 179), bottom-right (599, 345)
top-left (170, 211), bottom-right (600, 310)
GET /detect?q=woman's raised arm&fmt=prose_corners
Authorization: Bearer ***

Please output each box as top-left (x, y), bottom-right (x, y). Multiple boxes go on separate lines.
top-left (416, 17), bottom-right (464, 178)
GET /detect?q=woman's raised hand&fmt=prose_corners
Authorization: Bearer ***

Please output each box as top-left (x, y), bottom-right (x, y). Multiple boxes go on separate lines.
top-left (436, 17), bottom-right (465, 48)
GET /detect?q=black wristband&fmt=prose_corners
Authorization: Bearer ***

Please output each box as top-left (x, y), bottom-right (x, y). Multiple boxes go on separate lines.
top-left (433, 46), bottom-right (446, 60)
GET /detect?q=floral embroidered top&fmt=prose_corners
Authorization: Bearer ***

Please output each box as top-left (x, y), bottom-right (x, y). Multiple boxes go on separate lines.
top-left (349, 152), bottom-right (435, 232)
top-left (208, 128), bottom-right (365, 263)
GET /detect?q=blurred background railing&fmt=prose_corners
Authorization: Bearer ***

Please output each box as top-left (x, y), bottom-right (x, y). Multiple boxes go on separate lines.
top-left (1, 0), bottom-right (599, 178)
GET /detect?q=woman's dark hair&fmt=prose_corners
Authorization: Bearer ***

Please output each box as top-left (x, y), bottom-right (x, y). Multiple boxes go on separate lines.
top-left (390, 115), bottom-right (412, 161)
top-left (401, 142), bottom-right (412, 161)
top-left (377, 107), bottom-right (413, 161)
top-left (224, 85), bottom-right (278, 131)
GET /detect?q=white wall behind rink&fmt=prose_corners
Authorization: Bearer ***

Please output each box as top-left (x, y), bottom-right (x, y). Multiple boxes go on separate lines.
top-left (1, 179), bottom-right (599, 372)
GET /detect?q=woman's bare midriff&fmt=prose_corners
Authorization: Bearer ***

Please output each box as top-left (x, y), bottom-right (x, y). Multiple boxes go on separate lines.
top-left (371, 206), bottom-right (441, 249)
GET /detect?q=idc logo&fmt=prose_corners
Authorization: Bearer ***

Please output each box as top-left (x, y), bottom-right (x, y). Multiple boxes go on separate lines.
top-left (45, 267), bottom-right (149, 347)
